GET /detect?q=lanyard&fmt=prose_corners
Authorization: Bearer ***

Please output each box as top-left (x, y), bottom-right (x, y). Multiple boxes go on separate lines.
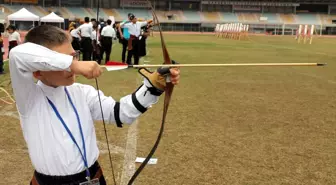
top-left (46, 87), bottom-right (91, 179)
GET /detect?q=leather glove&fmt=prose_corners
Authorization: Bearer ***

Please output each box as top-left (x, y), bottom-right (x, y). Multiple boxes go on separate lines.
top-left (138, 60), bottom-right (178, 95)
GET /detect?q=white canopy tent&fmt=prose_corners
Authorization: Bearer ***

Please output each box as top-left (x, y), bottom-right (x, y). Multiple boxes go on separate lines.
top-left (40, 12), bottom-right (64, 28)
top-left (7, 8), bottom-right (39, 30)
top-left (7, 8), bottom-right (39, 21)
top-left (40, 12), bottom-right (64, 23)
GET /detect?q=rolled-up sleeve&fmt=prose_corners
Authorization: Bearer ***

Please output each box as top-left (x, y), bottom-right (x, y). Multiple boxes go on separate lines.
top-left (9, 42), bottom-right (73, 115)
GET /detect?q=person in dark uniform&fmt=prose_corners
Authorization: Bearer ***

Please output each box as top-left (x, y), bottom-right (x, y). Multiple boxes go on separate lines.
top-left (117, 13), bottom-right (132, 63)
top-left (78, 17), bottom-right (93, 61)
top-left (120, 15), bottom-right (152, 65)
top-left (138, 23), bottom-right (153, 58)
top-left (6, 25), bottom-right (21, 57)
top-left (100, 19), bottom-right (116, 64)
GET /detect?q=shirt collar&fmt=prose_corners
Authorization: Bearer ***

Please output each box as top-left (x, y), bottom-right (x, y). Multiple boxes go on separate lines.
top-left (37, 80), bottom-right (65, 96)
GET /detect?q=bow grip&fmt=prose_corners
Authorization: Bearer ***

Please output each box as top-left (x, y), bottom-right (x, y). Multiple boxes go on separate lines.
top-left (157, 60), bottom-right (179, 83)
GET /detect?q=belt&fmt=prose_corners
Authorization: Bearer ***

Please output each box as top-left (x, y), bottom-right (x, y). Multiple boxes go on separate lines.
top-left (128, 35), bottom-right (139, 50)
top-left (9, 40), bottom-right (18, 45)
top-left (130, 35), bottom-right (139, 39)
top-left (31, 161), bottom-right (103, 185)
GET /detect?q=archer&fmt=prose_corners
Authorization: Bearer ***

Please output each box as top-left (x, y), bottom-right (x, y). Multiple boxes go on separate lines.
top-left (9, 25), bottom-right (180, 185)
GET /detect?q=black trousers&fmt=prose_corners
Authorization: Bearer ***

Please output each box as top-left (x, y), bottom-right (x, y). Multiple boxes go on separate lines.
top-left (100, 37), bottom-right (112, 64)
top-left (30, 161), bottom-right (106, 185)
top-left (121, 38), bottom-right (128, 63)
top-left (92, 40), bottom-right (101, 64)
top-left (71, 37), bottom-right (81, 51)
top-left (127, 39), bottom-right (139, 65)
top-left (81, 37), bottom-right (92, 61)
top-left (8, 41), bottom-right (18, 58)
top-left (138, 36), bottom-right (147, 58)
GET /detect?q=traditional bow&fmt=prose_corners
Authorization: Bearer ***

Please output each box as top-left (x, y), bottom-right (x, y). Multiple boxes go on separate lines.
top-left (127, 0), bottom-right (175, 184)
top-left (94, 0), bottom-right (174, 184)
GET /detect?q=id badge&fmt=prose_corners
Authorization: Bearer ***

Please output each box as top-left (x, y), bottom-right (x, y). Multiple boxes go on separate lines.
top-left (79, 178), bottom-right (100, 185)
top-left (1, 48), bottom-right (4, 53)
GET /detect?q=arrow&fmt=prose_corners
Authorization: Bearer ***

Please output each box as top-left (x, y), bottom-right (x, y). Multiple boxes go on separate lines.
top-left (102, 61), bottom-right (326, 71)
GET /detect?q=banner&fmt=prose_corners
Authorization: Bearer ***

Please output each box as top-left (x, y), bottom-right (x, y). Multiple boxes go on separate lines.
top-left (4, 0), bottom-right (38, 3)
top-left (120, 0), bottom-right (149, 8)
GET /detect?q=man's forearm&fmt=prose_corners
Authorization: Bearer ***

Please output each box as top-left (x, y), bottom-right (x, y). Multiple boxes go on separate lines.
top-left (10, 42), bottom-right (73, 72)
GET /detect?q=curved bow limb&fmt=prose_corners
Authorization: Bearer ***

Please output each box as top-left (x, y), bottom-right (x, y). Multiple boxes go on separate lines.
top-left (127, 0), bottom-right (175, 184)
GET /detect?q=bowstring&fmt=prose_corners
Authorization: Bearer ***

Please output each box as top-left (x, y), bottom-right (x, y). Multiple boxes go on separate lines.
top-left (95, 1), bottom-right (117, 185)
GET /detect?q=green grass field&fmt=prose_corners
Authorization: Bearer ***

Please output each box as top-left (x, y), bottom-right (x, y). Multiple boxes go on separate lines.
top-left (1, 33), bottom-right (336, 185)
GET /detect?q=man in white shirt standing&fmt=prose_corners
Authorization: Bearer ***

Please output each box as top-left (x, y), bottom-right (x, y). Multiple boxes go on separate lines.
top-left (78, 17), bottom-right (93, 61)
top-left (9, 25), bottom-right (180, 185)
top-left (69, 23), bottom-right (81, 52)
top-left (120, 15), bottom-right (152, 65)
top-left (90, 18), bottom-right (96, 27)
top-left (117, 13), bottom-right (132, 63)
top-left (6, 25), bottom-right (21, 57)
top-left (91, 23), bottom-right (101, 63)
top-left (100, 19), bottom-right (116, 64)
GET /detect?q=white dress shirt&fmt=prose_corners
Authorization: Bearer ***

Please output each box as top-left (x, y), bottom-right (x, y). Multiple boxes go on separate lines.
top-left (9, 42), bottom-right (160, 176)
top-left (121, 21), bottom-right (148, 37)
top-left (101, 25), bottom-right (116, 38)
top-left (91, 30), bottom-right (100, 44)
top-left (78, 23), bottom-right (92, 38)
top-left (9, 31), bottom-right (21, 42)
top-left (70, 28), bottom-right (80, 39)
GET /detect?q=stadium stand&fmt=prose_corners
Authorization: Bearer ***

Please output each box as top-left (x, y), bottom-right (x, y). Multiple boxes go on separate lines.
top-left (166, 10), bottom-right (185, 21)
top-left (318, 14), bottom-right (336, 24)
top-left (296, 13), bottom-right (320, 25)
top-left (260, 13), bottom-right (281, 24)
top-left (154, 10), bottom-right (184, 22)
top-left (319, 14), bottom-right (330, 24)
top-left (116, 8), bottom-right (151, 20)
top-left (201, 12), bottom-right (221, 22)
top-left (279, 14), bottom-right (296, 24)
top-left (86, 8), bottom-right (109, 20)
top-left (1, 3), bottom-right (336, 35)
top-left (0, 5), bottom-right (333, 26)
top-left (183, 11), bottom-right (201, 23)
top-left (34, 6), bottom-right (49, 16)
top-left (102, 8), bottom-right (122, 20)
top-left (66, 7), bottom-right (90, 20)
top-left (219, 13), bottom-right (238, 22)
top-left (152, 10), bottom-right (167, 22)
top-left (50, 7), bottom-right (72, 19)
top-left (237, 13), bottom-right (260, 23)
